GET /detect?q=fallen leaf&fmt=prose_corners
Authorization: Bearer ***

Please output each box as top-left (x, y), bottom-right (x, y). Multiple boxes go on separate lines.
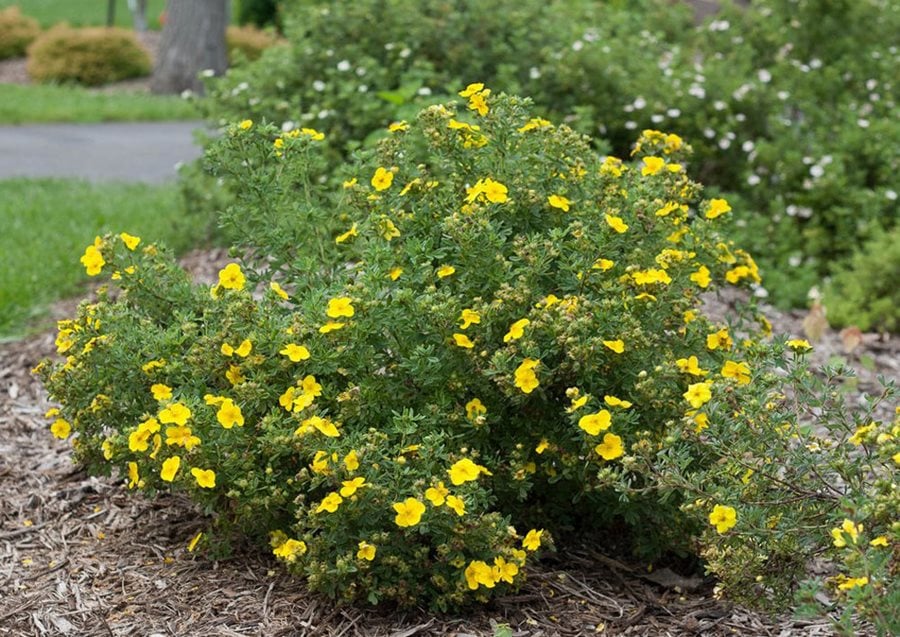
top-left (839, 326), bottom-right (863, 353)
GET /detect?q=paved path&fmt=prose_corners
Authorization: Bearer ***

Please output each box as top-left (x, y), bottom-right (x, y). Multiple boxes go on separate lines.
top-left (0, 121), bottom-right (206, 184)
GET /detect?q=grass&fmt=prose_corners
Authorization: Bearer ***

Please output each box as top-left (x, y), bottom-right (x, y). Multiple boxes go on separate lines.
top-left (0, 178), bottom-right (207, 338)
top-left (0, 83), bottom-right (200, 124)
top-left (1, 0), bottom-right (169, 29)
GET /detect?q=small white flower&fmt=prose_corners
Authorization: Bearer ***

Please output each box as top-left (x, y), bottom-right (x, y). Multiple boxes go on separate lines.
top-left (789, 255), bottom-right (802, 267)
top-left (358, 85), bottom-right (368, 93)
top-left (416, 87), bottom-right (432, 96)
top-left (742, 140), bottom-right (755, 152)
top-left (529, 67), bottom-right (541, 80)
top-left (317, 109), bottom-right (330, 119)
top-left (718, 138), bottom-right (731, 149)
top-left (399, 47), bottom-right (411, 58)
top-left (703, 128), bottom-right (716, 139)
top-left (312, 80), bottom-right (326, 92)
top-left (281, 121), bottom-right (295, 132)
top-left (337, 60), bottom-right (351, 72)
top-left (633, 96), bottom-right (646, 110)
top-left (356, 67), bottom-right (367, 77)
top-left (651, 114), bottom-right (664, 124)
top-left (777, 90), bottom-right (790, 100)
top-left (624, 121), bottom-right (638, 130)
top-left (200, 69), bottom-right (216, 78)
top-left (885, 190), bottom-right (897, 201)
top-left (666, 108), bottom-right (681, 118)
top-left (713, 100), bottom-right (727, 111)
top-left (747, 174), bottom-right (761, 186)
top-left (572, 40), bottom-right (584, 51)
top-left (857, 118), bottom-right (870, 128)
top-left (810, 165), bottom-right (825, 179)
top-left (757, 69), bottom-right (772, 83)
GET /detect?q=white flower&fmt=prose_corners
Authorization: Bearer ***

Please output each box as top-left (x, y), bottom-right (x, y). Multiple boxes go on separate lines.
top-left (651, 114), bottom-right (664, 124)
top-left (666, 108), bottom-right (681, 118)
top-left (747, 174), bottom-right (761, 186)
top-left (810, 165), bottom-right (825, 179)
top-left (624, 121), bottom-right (637, 130)
top-left (757, 69), bottom-right (772, 83)
top-left (633, 97), bottom-right (646, 110)
top-left (337, 60), bottom-right (351, 72)
top-left (572, 40), bottom-right (584, 51)
top-left (312, 80), bottom-right (326, 92)
top-left (416, 87), bottom-right (432, 96)
top-left (857, 118), bottom-right (870, 128)
top-left (885, 190), bottom-right (897, 201)
top-left (529, 67), bottom-right (541, 80)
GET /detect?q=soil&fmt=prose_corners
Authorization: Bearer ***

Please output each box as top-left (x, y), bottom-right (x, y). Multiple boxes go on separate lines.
top-left (1, 248), bottom-right (894, 636)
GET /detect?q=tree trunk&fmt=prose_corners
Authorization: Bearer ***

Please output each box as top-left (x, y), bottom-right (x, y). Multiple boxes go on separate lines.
top-left (151, 0), bottom-right (229, 95)
top-left (128, 0), bottom-right (149, 32)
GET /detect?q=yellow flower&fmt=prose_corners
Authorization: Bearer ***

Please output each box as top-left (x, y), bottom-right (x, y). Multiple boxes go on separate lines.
top-left (280, 343), bottom-right (311, 362)
top-left (602, 339), bottom-right (625, 354)
top-left (80, 243), bottom-right (105, 276)
top-left (453, 333), bottom-right (475, 349)
top-left (119, 232), bottom-right (141, 250)
top-left (342, 177), bottom-right (357, 189)
top-left (160, 456), bottom-right (181, 482)
top-left (50, 418), bottom-right (71, 440)
top-left (187, 531), bottom-right (203, 552)
top-left (690, 266), bottom-right (711, 289)
top-left (595, 432), bottom-right (624, 460)
top-left (721, 360), bottom-right (752, 385)
top-left (676, 356), bottom-right (708, 376)
top-left (459, 308), bottom-right (481, 329)
top-left (786, 338), bottom-right (812, 352)
top-left (445, 495), bottom-right (466, 516)
top-left (225, 364), bottom-right (245, 386)
top-left (295, 415), bottom-right (339, 438)
top-left (467, 91), bottom-right (490, 116)
top-left (459, 82), bottom-right (485, 97)
top-left (448, 458), bottom-right (492, 485)
top-left (522, 529), bottom-right (543, 551)
top-left (705, 198), bottom-right (732, 219)
top-left (343, 450), bottom-right (360, 472)
top-left (493, 557), bottom-right (519, 584)
top-left (604, 395), bottom-right (632, 409)
top-left (142, 359), bottom-right (166, 373)
top-left (378, 217), bottom-right (401, 241)
top-left (273, 538), bottom-right (307, 562)
top-left (641, 156), bottom-right (665, 176)
top-left (831, 519), bottom-right (862, 547)
top-left (327, 297), bottom-right (355, 318)
top-left (503, 318), bottom-right (530, 343)
top-left (514, 358), bottom-right (540, 394)
top-left (388, 120), bottom-right (409, 132)
top-left (357, 541), bottom-right (377, 561)
top-left (216, 399), bottom-right (244, 429)
top-left (127, 461), bottom-right (140, 489)
top-left (340, 477), bottom-right (367, 497)
top-left (165, 425), bottom-right (201, 450)
top-left (837, 576), bottom-right (868, 591)
top-left (393, 497), bottom-right (426, 527)
top-left (547, 195), bottom-right (571, 211)
top-left (466, 177), bottom-right (508, 204)
top-left (151, 384), bottom-right (173, 401)
top-left (159, 402), bottom-right (191, 426)
top-left (217, 263), bottom-right (245, 291)
top-left (465, 560), bottom-right (496, 590)
top-left (335, 224), bottom-right (358, 244)
top-left (232, 339), bottom-right (253, 357)
top-left (190, 467), bottom-right (216, 489)
top-left (518, 117), bottom-right (552, 133)
top-left (437, 265), bottom-right (456, 278)
top-left (578, 410), bottom-right (612, 436)
top-left (371, 167), bottom-right (394, 191)
top-left (465, 398), bottom-right (487, 422)
top-left (706, 328), bottom-right (733, 351)
top-left (239, 119), bottom-right (253, 130)
top-left (388, 267), bottom-right (403, 281)
top-left (709, 504), bottom-right (737, 533)
top-left (425, 481), bottom-right (449, 506)
top-left (300, 127), bottom-right (324, 141)
top-left (684, 382), bottom-right (713, 408)
top-left (316, 492), bottom-right (344, 514)
top-left (632, 268), bottom-right (672, 285)
top-left (535, 439), bottom-right (550, 454)
top-left (600, 156), bottom-right (624, 177)
top-left (592, 258), bottom-right (615, 271)
top-left (604, 214), bottom-right (628, 233)
top-left (869, 536), bottom-right (889, 547)
top-left (319, 321), bottom-right (346, 333)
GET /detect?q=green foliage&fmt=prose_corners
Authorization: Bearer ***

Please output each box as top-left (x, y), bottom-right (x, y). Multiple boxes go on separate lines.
top-left (824, 225), bottom-right (900, 333)
top-left (27, 25), bottom-right (151, 86)
top-left (0, 178), bottom-right (203, 337)
top-left (236, 0), bottom-right (281, 28)
top-left (200, 0), bottom-right (899, 308)
top-left (40, 93), bottom-right (897, 627)
top-left (0, 5), bottom-right (40, 59)
top-left (226, 25), bottom-right (282, 64)
top-left (0, 83), bottom-right (198, 124)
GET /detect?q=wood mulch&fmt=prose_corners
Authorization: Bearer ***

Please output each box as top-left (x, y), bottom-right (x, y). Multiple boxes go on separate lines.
top-left (2, 248), bottom-right (894, 636)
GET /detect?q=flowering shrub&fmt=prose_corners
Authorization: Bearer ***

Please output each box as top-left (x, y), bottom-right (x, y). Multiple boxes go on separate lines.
top-left (199, 0), bottom-right (899, 308)
top-left (39, 91), bottom-right (896, 624)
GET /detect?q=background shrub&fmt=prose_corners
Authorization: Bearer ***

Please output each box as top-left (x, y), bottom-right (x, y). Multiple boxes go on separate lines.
top-left (226, 25), bottom-right (282, 64)
top-left (200, 0), bottom-right (899, 309)
top-left (0, 5), bottom-right (40, 60)
top-left (824, 225), bottom-right (900, 333)
top-left (236, 0), bottom-right (282, 28)
top-left (27, 25), bottom-right (151, 86)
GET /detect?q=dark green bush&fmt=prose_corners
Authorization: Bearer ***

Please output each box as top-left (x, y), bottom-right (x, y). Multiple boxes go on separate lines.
top-left (27, 25), bottom-right (151, 86)
top-left (236, 0), bottom-right (281, 28)
top-left (0, 6), bottom-right (40, 60)
top-left (226, 25), bottom-right (282, 64)
top-left (824, 225), bottom-right (900, 333)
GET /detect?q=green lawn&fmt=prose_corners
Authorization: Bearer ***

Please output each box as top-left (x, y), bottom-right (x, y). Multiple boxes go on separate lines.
top-left (0, 178), bottom-right (206, 338)
top-left (2, 0), bottom-right (168, 29)
top-left (0, 84), bottom-right (199, 124)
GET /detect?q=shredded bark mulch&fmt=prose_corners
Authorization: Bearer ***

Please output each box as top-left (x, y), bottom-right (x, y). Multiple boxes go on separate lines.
top-left (2, 249), bottom-right (894, 636)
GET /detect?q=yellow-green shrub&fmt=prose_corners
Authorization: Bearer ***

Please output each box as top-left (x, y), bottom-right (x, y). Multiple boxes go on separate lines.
top-left (38, 90), bottom-right (897, 621)
top-left (27, 25), bottom-right (151, 86)
top-left (227, 25), bottom-right (282, 64)
top-left (0, 6), bottom-right (40, 60)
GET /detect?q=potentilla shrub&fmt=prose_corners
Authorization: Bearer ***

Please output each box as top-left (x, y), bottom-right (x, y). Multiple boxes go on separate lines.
top-left (39, 90), bottom-right (897, 620)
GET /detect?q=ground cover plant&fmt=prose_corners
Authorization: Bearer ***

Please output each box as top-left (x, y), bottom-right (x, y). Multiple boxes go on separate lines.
top-left (0, 178), bottom-right (202, 337)
top-left (0, 4), bottom-right (39, 59)
top-left (200, 0), bottom-right (900, 319)
top-left (0, 83), bottom-right (198, 124)
top-left (38, 91), bottom-right (897, 633)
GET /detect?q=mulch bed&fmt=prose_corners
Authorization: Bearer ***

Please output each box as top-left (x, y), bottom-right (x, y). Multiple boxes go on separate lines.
top-left (3, 248), bottom-right (895, 635)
